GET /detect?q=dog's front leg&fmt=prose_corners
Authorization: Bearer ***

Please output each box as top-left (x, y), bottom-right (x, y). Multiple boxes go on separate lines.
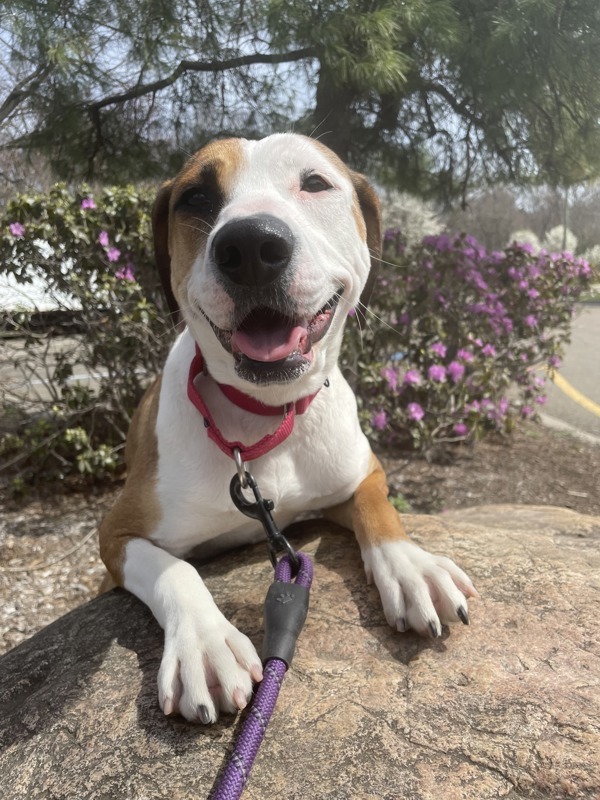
top-left (325, 455), bottom-right (478, 636)
top-left (100, 521), bottom-right (262, 722)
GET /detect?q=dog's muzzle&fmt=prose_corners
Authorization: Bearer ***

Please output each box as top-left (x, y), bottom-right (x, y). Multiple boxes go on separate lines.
top-left (201, 214), bottom-right (345, 384)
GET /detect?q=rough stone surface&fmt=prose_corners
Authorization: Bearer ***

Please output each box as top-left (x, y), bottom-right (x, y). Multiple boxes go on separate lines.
top-left (0, 505), bottom-right (599, 800)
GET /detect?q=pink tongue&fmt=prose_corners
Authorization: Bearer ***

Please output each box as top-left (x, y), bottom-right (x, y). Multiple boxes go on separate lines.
top-left (232, 323), bottom-right (309, 362)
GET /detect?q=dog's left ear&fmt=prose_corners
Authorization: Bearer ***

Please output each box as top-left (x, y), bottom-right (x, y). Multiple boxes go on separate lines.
top-left (151, 179), bottom-right (180, 322)
top-left (350, 171), bottom-right (382, 312)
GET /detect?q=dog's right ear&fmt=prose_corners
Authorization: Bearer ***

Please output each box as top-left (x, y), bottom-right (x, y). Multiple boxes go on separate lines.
top-left (151, 180), bottom-right (180, 322)
top-left (350, 171), bottom-right (383, 314)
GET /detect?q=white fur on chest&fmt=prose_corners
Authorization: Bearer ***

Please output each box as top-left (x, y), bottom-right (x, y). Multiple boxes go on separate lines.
top-left (150, 331), bottom-right (371, 556)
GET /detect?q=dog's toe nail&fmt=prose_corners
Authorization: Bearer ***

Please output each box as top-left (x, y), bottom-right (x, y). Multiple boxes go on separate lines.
top-left (250, 664), bottom-right (264, 683)
top-left (429, 621), bottom-right (441, 639)
top-left (457, 606), bottom-right (470, 625)
top-left (396, 617), bottom-right (407, 633)
top-left (198, 704), bottom-right (212, 724)
top-left (163, 697), bottom-right (174, 716)
top-left (233, 688), bottom-right (248, 711)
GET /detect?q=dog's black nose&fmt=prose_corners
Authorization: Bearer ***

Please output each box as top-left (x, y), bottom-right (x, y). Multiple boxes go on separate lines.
top-left (211, 214), bottom-right (294, 288)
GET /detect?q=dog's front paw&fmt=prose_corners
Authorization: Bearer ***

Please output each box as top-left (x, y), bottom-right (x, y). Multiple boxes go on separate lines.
top-left (362, 540), bottom-right (478, 637)
top-left (158, 616), bottom-right (263, 723)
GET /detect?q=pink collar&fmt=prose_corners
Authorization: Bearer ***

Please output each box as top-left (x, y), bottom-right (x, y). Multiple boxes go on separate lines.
top-left (187, 345), bottom-right (321, 461)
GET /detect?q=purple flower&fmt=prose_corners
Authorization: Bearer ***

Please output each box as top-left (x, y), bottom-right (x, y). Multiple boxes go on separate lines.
top-left (525, 315), bottom-right (538, 328)
top-left (453, 423), bottom-right (468, 436)
top-left (423, 234), bottom-right (451, 251)
top-left (527, 288), bottom-right (540, 299)
top-left (81, 197), bottom-right (96, 210)
top-left (107, 246), bottom-right (121, 262)
top-left (427, 364), bottom-right (446, 382)
top-left (381, 367), bottom-right (398, 392)
top-left (98, 230), bottom-right (110, 247)
top-left (407, 402), bottom-right (425, 421)
top-left (467, 270), bottom-right (488, 291)
top-left (116, 265), bottom-right (135, 281)
top-left (371, 410), bottom-right (388, 430)
top-left (403, 369), bottom-right (422, 386)
top-left (578, 259), bottom-right (591, 276)
top-left (521, 405), bottom-right (534, 418)
top-left (481, 344), bottom-right (496, 357)
top-left (457, 348), bottom-right (474, 362)
top-left (548, 355), bottom-right (561, 369)
top-left (9, 222), bottom-right (25, 238)
top-left (347, 307), bottom-right (356, 317)
top-left (430, 342), bottom-right (447, 358)
top-left (447, 361), bottom-right (465, 383)
top-left (518, 242), bottom-right (535, 254)
top-left (535, 395), bottom-right (547, 405)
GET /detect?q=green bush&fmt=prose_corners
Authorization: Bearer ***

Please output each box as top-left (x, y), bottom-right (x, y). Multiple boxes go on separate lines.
top-left (0, 185), bottom-right (172, 493)
top-left (344, 233), bottom-right (592, 451)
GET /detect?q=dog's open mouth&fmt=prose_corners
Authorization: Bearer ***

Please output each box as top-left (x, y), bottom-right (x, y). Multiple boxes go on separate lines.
top-left (205, 290), bottom-right (343, 384)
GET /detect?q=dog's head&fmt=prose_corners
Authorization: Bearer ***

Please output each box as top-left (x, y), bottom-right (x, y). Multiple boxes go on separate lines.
top-left (153, 133), bottom-right (381, 402)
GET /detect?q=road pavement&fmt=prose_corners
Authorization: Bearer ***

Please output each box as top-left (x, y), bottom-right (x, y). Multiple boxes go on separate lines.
top-left (540, 304), bottom-right (600, 442)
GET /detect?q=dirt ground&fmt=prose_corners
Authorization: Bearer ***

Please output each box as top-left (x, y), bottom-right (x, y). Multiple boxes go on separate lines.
top-left (1, 421), bottom-right (599, 655)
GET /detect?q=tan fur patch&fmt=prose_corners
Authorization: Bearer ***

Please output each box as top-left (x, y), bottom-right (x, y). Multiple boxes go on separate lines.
top-left (324, 452), bottom-right (409, 548)
top-left (152, 138), bottom-right (247, 313)
top-left (98, 376), bottom-right (162, 585)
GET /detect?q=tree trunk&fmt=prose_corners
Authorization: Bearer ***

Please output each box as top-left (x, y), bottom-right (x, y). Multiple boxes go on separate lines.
top-left (310, 64), bottom-right (359, 163)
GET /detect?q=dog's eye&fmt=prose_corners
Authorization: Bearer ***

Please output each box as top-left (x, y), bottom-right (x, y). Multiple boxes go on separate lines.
top-left (179, 188), bottom-right (214, 214)
top-left (301, 173), bottom-right (332, 193)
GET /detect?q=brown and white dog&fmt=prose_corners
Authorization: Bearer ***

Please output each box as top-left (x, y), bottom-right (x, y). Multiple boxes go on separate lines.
top-left (99, 133), bottom-right (477, 724)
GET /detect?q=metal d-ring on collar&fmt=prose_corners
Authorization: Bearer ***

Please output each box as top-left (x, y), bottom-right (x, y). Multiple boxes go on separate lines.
top-left (234, 447), bottom-right (248, 489)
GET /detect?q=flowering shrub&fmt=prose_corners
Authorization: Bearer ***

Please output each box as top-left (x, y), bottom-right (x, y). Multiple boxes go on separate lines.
top-left (542, 225), bottom-right (577, 255)
top-left (0, 185), bottom-right (171, 492)
top-left (0, 182), bottom-right (593, 491)
top-left (341, 233), bottom-right (592, 451)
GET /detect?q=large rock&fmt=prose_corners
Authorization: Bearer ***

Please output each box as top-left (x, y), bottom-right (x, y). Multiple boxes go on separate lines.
top-left (1, 505), bottom-right (599, 800)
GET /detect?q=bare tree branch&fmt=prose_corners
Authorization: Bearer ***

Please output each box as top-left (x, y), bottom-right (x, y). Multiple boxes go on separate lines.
top-left (0, 63), bottom-right (52, 126)
top-left (87, 47), bottom-right (316, 112)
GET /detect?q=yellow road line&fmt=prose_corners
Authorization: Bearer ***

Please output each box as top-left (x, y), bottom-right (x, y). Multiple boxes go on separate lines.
top-left (549, 371), bottom-right (600, 418)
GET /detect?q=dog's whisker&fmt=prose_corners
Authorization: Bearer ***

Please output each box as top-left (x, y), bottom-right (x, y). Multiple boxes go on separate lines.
top-left (373, 253), bottom-right (412, 271)
top-left (354, 300), bottom-right (406, 340)
top-left (180, 220), bottom-right (213, 236)
top-left (308, 114), bottom-right (333, 141)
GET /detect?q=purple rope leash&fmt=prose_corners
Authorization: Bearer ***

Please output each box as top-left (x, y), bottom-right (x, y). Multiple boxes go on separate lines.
top-left (211, 552), bottom-right (313, 800)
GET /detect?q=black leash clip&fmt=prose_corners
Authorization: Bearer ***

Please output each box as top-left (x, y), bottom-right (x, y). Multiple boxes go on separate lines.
top-left (230, 449), bottom-right (300, 573)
